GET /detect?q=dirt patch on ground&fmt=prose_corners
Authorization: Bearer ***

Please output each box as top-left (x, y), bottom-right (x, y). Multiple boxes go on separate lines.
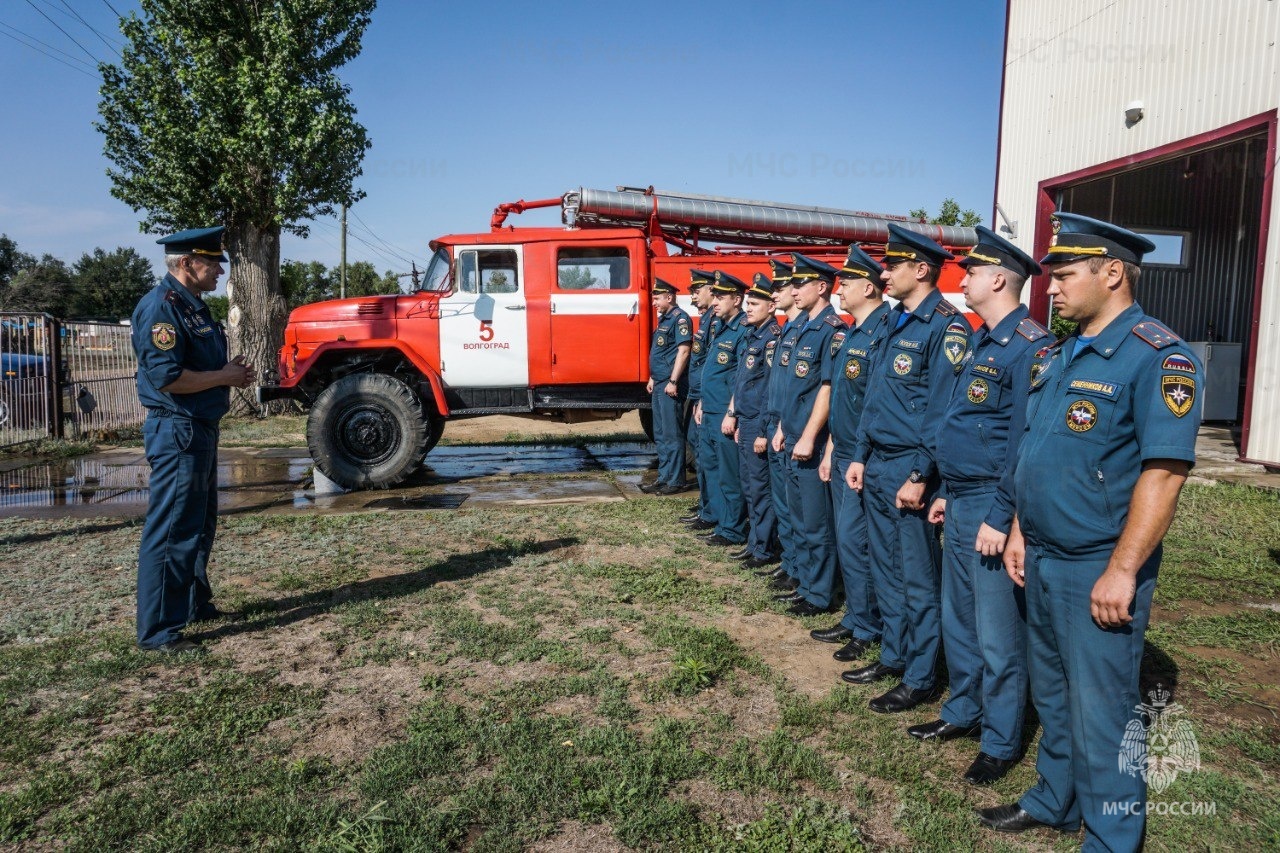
top-left (717, 611), bottom-right (852, 700)
top-left (443, 412), bottom-right (646, 445)
top-left (526, 820), bottom-right (629, 852)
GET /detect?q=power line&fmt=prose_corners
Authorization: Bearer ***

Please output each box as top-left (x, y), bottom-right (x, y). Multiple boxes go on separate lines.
top-left (100, 0), bottom-right (124, 18)
top-left (349, 209), bottom-right (430, 266)
top-left (22, 0), bottom-right (102, 65)
top-left (0, 23), bottom-right (99, 78)
top-left (54, 0), bottom-right (123, 55)
top-left (309, 219), bottom-right (404, 270)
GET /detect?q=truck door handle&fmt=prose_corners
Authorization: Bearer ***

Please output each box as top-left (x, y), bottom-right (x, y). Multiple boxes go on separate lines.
top-left (628, 300), bottom-right (638, 319)
top-left (506, 304), bottom-right (526, 311)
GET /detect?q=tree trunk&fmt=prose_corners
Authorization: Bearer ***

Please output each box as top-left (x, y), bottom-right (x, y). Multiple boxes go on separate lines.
top-left (225, 221), bottom-right (288, 415)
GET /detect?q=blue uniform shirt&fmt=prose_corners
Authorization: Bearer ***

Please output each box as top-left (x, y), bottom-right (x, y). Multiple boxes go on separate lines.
top-left (780, 303), bottom-right (844, 442)
top-left (855, 288), bottom-right (971, 476)
top-left (131, 274), bottom-right (230, 421)
top-left (1015, 302), bottom-right (1201, 558)
top-left (649, 306), bottom-right (692, 382)
top-left (766, 316), bottom-right (802, 420)
top-left (687, 307), bottom-right (719, 402)
top-left (828, 302), bottom-right (892, 454)
top-left (935, 305), bottom-right (1049, 533)
top-left (699, 310), bottom-right (746, 414)
top-left (733, 319), bottom-right (781, 428)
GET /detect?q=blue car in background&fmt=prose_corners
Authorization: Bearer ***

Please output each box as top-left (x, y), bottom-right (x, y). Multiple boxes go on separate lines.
top-left (0, 351), bottom-right (52, 429)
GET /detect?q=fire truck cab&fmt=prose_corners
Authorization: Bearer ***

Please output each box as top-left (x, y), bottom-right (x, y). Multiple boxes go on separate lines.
top-left (260, 187), bottom-right (978, 490)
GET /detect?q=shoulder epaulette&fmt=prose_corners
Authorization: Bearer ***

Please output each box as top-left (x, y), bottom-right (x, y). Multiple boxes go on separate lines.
top-left (765, 322), bottom-right (781, 338)
top-left (824, 315), bottom-right (846, 329)
top-left (163, 289), bottom-right (181, 305)
top-left (1132, 320), bottom-right (1181, 350)
top-left (935, 299), bottom-right (959, 317)
top-left (1016, 317), bottom-right (1050, 342)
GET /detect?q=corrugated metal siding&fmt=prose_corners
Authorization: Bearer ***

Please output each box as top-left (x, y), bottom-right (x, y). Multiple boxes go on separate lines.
top-left (997, 0), bottom-right (1280, 464)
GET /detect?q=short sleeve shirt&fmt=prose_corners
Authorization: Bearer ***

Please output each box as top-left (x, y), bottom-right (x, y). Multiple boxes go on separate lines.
top-left (131, 274), bottom-right (230, 421)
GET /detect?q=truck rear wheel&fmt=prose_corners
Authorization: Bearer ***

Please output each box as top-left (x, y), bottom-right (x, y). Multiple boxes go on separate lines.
top-left (307, 373), bottom-right (430, 489)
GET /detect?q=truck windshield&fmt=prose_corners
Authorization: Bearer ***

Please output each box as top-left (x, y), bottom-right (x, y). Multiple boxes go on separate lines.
top-left (418, 248), bottom-right (452, 292)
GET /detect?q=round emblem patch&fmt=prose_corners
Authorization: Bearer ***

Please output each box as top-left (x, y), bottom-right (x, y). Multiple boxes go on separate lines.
top-left (745, 354), bottom-right (756, 369)
top-left (781, 350), bottom-right (791, 366)
top-left (795, 360), bottom-right (810, 378)
top-left (893, 353), bottom-right (913, 375)
top-left (655, 335), bottom-right (666, 347)
top-left (693, 340), bottom-right (702, 354)
top-left (1066, 399), bottom-right (1098, 432)
top-left (151, 322), bottom-right (176, 351)
top-left (967, 378), bottom-right (989, 404)
top-left (716, 351), bottom-right (729, 365)
top-left (844, 358), bottom-right (860, 380)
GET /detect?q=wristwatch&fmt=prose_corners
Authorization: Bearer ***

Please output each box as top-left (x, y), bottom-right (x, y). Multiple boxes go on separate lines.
top-left (907, 470), bottom-right (924, 484)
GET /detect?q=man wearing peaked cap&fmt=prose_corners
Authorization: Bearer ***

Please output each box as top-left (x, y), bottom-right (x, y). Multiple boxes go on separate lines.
top-left (812, 245), bottom-right (890, 661)
top-left (914, 224), bottom-right (1049, 784)
top-left (843, 224), bottom-right (970, 713)
top-left (762, 263), bottom-right (806, 592)
top-left (681, 269), bottom-right (723, 530)
top-left (768, 257), bottom-right (793, 288)
top-left (130, 226), bottom-right (253, 654)
top-left (977, 212), bottom-right (1201, 849)
top-left (727, 272), bottom-right (784, 569)
top-left (694, 271), bottom-right (751, 547)
top-left (771, 253), bottom-right (845, 617)
top-left (644, 279), bottom-right (693, 496)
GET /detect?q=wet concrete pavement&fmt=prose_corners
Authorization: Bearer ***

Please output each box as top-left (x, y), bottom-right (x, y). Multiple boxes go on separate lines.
top-left (2, 426), bottom-right (1275, 520)
top-left (0, 442), bottom-right (669, 519)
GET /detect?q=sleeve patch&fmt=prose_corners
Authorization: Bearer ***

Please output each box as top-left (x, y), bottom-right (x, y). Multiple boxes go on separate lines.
top-left (1132, 320), bottom-right (1179, 350)
top-left (151, 322), bottom-right (177, 351)
top-left (1016, 317), bottom-right (1049, 342)
top-left (946, 321), bottom-right (970, 335)
top-left (1162, 353), bottom-right (1196, 374)
top-left (1162, 376), bottom-right (1196, 417)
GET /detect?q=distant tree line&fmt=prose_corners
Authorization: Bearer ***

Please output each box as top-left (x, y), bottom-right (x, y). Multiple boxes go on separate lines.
top-left (0, 234), bottom-right (155, 321)
top-left (203, 260), bottom-right (401, 323)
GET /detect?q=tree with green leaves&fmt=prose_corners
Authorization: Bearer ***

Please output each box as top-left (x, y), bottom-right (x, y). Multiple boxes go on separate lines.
top-left (910, 198), bottom-right (984, 228)
top-left (96, 0), bottom-right (375, 412)
top-left (281, 260), bottom-right (334, 309)
top-left (0, 235), bottom-right (35, 294)
top-left (0, 255), bottom-right (73, 315)
top-left (67, 247), bottom-right (157, 321)
top-left (345, 261), bottom-right (401, 297)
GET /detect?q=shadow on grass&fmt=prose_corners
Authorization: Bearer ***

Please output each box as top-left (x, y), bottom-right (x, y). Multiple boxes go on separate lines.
top-left (193, 536), bottom-right (581, 641)
top-left (1140, 640), bottom-right (1181, 702)
top-left (0, 518), bottom-right (140, 548)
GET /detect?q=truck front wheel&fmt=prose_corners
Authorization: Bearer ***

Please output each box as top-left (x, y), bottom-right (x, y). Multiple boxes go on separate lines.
top-left (307, 373), bottom-right (430, 489)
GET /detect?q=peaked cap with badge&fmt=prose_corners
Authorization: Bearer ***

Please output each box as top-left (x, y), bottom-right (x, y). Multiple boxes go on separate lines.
top-left (1041, 211), bottom-right (1156, 266)
top-left (689, 268), bottom-right (715, 291)
top-left (839, 243), bottom-right (885, 282)
top-left (958, 224), bottom-right (1042, 279)
top-left (652, 278), bottom-right (678, 295)
top-left (789, 253), bottom-right (838, 285)
top-left (882, 222), bottom-right (954, 267)
top-left (157, 226), bottom-right (228, 263)
top-left (768, 257), bottom-right (794, 285)
top-left (710, 270), bottom-right (748, 295)
top-left (747, 272), bottom-right (775, 301)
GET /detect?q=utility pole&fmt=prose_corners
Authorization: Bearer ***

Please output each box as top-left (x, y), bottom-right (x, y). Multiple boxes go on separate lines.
top-left (340, 204), bottom-right (348, 299)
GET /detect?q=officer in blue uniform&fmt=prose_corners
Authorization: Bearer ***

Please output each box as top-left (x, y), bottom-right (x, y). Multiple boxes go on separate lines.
top-left (813, 245), bottom-right (891, 662)
top-left (681, 270), bottom-right (721, 531)
top-left (762, 259), bottom-right (805, 591)
top-left (728, 273), bottom-right (783, 567)
top-left (772, 253), bottom-right (845, 617)
top-left (977, 213), bottom-right (1202, 851)
top-left (695, 271), bottom-right (750, 547)
top-left (912, 226), bottom-right (1048, 786)
top-left (844, 224), bottom-right (970, 712)
top-left (642, 278), bottom-right (693, 495)
top-left (132, 227), bottom-right (254, 653)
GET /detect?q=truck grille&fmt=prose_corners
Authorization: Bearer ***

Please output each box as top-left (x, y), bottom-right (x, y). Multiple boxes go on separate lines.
top-left (356, 301), bottom-right (384, 316)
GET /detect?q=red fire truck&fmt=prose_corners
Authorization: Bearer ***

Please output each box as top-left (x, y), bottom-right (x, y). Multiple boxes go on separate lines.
top-left (258, 187), bottom-right (978, 489)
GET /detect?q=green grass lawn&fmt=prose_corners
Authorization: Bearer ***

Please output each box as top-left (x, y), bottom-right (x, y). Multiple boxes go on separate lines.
top-left (0, 461), bottom-right (1276, 850)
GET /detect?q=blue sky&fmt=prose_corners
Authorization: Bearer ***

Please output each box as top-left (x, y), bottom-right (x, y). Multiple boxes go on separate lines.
top-left (0, 1), bottom-right (1007, 282)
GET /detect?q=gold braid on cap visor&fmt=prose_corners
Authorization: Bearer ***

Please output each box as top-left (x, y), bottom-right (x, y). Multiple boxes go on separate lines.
top-left (883, 249), bottom-right (918, 260)
top-left (965, 249), bottom-right (1002, 264)
top-left (1046, 245), bottom-right (1109, 256)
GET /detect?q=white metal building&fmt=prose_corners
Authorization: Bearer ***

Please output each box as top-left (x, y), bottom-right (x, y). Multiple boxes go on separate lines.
top-left (995, 0), bottom-right (1280, 466)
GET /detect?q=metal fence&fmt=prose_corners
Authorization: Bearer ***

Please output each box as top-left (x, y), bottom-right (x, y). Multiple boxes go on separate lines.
top-left (0, 313), bottom-right (145, 449)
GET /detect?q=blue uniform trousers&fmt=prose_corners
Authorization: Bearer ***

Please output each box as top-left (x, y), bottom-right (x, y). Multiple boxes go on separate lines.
top-left (863, 449), bottom-right (941, 690)
top-left (651, 384), bottom-right (686, 487)
top-left (938, 485), bottom-right (1027, 760)
top-left (686, 403), bottom-right (711, 520)
top-left (830, 451), bottom-right (881, 642)
top-left (702, 411), bottom-right (747, 542)
top-left (765, 415), bottom-right (797, 577)
top-left (1019, 547), bottom-right (1157, 852)
top-left (736, 416), bottom-right (775, 560)
top-left (785, 449), bottom-right (838, 608)
top-left (137, 414), bottom-right (218, 648)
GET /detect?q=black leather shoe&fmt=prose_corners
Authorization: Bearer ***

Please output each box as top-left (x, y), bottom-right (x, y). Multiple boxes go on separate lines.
top-left (729, 547), bottom-right (752, 560)
top-left (763, 566), bottom-right (789, 580)
top-left (832, 638), bottom-right (872, 662)
top-left (788, 600), bottom-right (829, 617)
top-left (869, 682), bottom-right (940, 714)
top-left (139, 637), bottom-right (204, 654)
top-left (769, 576), bottom-right (799, 592)
top-left (773, 590), bottom-right (805, 603)
top-left (741, 556), bottom-right (775, 569)
top-left (679, 511), bottom-right (700, 522)
top-left (841, 662), bottom-right (904, 685)
top-left (638, 481), bottom-right (660, 493)
top-left (964, 752), bottom-right (1017, 786)
top-left (684, 518), bottom-right (715, 531)
top-left (974, 804), bottom-right (1048, 833)
top-left (191, 605), bottom-right (238, 623)
top-left (700, 534), bottom-right (739, 547)
top-left (653, 483), bottom-right (691, 496)
top-left (907, 719), bottom-right (980, 741)
top-left (647, 458), bottom-right (660, 470)
top-left (810, 624), bottom-right (853, 644)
